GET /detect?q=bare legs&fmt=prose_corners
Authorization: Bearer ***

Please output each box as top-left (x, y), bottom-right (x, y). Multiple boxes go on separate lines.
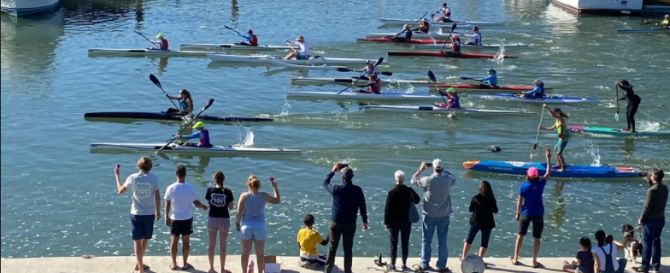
top-left (532, 238), bottom-right (541, 267)
top-left (512, 234), bottom-right (523, 264)
top-left (460, 241), bottom-right (471, 261)
top-left (240, 239), bottom-right (265, 273)
top-left (169, 234), bottom-right (191, 270)
top-left (133, 239), bottom-right (149, 273)
top-left (241, 239), bottom-right (252, 273)
top-left (208, 231), bottom-right (218, 273)
top-left (208, 229), bottom-right (230, 273)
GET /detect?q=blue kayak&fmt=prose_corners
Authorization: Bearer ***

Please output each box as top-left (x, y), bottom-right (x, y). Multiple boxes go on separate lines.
top-left (463, 160), bottom-right (645, 178)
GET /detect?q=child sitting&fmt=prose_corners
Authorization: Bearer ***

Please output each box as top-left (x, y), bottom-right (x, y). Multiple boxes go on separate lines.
top-left (563, 236), bottom-right (595, 273)
top-left (296, 214), bottom-right (329, 269)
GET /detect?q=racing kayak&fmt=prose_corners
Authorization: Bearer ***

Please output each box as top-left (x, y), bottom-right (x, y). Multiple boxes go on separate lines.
top-left (357, 37), bottom-right (450, 44)
top-left (286, 91), bottom-right (444, 103)
top-left (207, 54), bottom-right (375, 65)
top-left (462, 160), bottom-right (645, 178)
top-left (289, 77), bottom-right (546, 92)
top-left (378, 18), bottom-right (500, 26)
top-left (83, 112), bottom-right (273, 123)
top-left (414, 42), bottom-right (529, 49)
top-left (90, 143), bottom-right (301, 156)
top-left (477, 93), bottom-right (595, 104)
top-left (363, 105), bottom-right (533, 115)
top-left (388, 50), bottom-right (517, 59)
top-left (88, 48), bottom-right (208, 57)
top-left (617, 28), bottom-right (670, 33)
top-left (569, 125), bottom-right (670, 137)
top-left (365, 32), bottom-right (454, 40)
top-left (180, 43), bottom-right (293, 51)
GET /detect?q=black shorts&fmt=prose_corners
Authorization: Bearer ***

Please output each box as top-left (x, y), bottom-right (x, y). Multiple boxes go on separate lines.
top-left (518, 215), bottom-right (544, 239)
top-left (170, 218), bottom-right (193, 236)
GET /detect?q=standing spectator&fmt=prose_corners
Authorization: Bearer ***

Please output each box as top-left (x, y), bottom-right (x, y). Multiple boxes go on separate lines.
top-left (323, 163), bottom-right (368, 273)
top-left (384, 170), bottom-right (420, 272)
top-left (635, 168), bottom-right (667, 273)
top-left (512, 148), bottom-right (551, 268)
top-left (113, 157), bottom-right (160, 273)
top-left (460, 180), bottom-right (498, 262)
top-left (164, 165), bottom-right (208, 271)
top-left (411, 159), bottom-right (457, 273)
top-left (205, 171), bottom-right (234, 273)
top-left (592, 230), bottom-right (627, 273)
top-left (236, 175), bottom-right (281, 273)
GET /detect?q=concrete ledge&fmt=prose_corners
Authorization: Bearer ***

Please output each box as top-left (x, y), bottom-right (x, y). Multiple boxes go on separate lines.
top-left (2, 256), bottom-right (669, 273)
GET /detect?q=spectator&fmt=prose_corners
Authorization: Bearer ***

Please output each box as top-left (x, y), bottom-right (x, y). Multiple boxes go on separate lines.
top-left (562, 236), bottom-right (595, 273)
top-left (384, 170), bottom-right (420, 272)
top-left (460, 180), bottom-right (498, 262)
top-left (205, 171), bottom-right (234, 273)
top-left (296, 214), bottom-right (329, 269)
top-left (592, 230), bottom-right (627, 273)
top-left (634, 168), bottom-right (667, 273)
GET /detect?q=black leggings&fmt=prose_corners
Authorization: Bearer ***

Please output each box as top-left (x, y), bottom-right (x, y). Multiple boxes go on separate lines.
top-left (388, 222), bottom-right (412, 266)
top-left (627, 104), bottom-right (638, 131)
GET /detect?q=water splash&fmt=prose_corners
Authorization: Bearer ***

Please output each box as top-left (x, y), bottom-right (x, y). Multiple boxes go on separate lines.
top-left (237, 127), bottom-right (254, 147)
top-left (587, 142), bottom-right (601, 166)
top-left (279, 99), bottom-right (291, 116)
top-left (638, 120), bottom-right (661, 131)
top-left (494, 44), bottom-right (506, 65)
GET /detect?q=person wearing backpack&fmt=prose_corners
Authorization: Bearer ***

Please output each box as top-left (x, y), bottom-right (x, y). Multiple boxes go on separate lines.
top-left (592, 230), bottom-right (627, 273)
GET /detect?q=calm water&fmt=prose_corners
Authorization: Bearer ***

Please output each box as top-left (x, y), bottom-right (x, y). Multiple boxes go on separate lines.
top-left (2, 0), bottom-right (669, 259)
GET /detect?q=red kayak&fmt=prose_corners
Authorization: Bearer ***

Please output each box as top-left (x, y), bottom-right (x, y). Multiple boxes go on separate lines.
top-left (357, 36), bottom-right (450, 44)
top-left (435, 83), bottom-right (543, 91)
top-left (388, 50), bottom-right (517, 59)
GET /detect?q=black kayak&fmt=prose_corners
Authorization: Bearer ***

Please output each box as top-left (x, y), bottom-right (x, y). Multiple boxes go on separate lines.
top-left (84, 112), bottom-right (273, 123)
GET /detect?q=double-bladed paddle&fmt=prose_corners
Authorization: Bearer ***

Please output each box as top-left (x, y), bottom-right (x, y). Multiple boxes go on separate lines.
top-left (460, 76), bottom-right (483, 82)
top-left (428, 70), bottom-right (449, 106)
top-left (224, 25), bottom-right (243, 36)
top-left (149, 74), bottom-right (180, 110)
top-left (134, 30), bottom-right (160, 48)
top-left (336, 68), bottom-right (392, 76)
top-left (440, 23), bottom-right (458, 51)
top-left (156, 98), bottom-right (214, 154)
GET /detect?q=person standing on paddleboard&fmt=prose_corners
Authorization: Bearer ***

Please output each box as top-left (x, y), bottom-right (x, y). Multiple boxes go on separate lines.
top-left (284, 35), bottom-right (311, 60)
top-left (539, 104), bottom-right (569, 172)
top-left (154, 32), bottom-right (169, 51)
top-left (236, 29), bottom-right (258, 46)
top-left (166, 89), bottom-right (194, 116)
top-left (465, 26), bottom-right (482, 46)
top-left (661, 14), bottom-right (669, 28)
top-left (177, 121), bottom-right (212, 148)
top-left (616, 80), bottom-right (642, 132)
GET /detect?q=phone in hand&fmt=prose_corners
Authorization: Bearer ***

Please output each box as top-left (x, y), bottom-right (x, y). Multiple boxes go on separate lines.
top-left (339, 163), bottom-right (349, 168)
top-left (425, 162), bottom-right (433, 167)
top-left (269, 176), bottom-right (275, 182)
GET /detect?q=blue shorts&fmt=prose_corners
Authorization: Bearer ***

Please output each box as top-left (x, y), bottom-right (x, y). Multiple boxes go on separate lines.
top-left (554, 139), bottom-right (568, 154)
top-left (130, 214), bottom-right (155, 240)
top-left (240, 222), bottom-right (267, 240)
top-left (296, 54), bottom-right (310, 60)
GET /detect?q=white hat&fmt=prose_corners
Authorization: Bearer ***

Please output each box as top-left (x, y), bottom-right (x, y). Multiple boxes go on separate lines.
top-left (432, 159), bottom-right (443, 170)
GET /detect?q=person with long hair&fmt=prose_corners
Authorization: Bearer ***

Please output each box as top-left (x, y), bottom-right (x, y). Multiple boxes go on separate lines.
top-left (236, 175), bottom-right (281, 273)
top-left (616, 80), bottom-right (642, 132)
top-left (460, 180), bottom-right (498, 262)
top-left (592, 230), bottom-right (627, 273)
top-left (205, 171), bottom-right (234, 273)
top-left (540, 103), bottom-right (570, 172)
top-left (384, 170), bottom-right (420, 271)
top-left (166, 88), bottom-right (194, 115)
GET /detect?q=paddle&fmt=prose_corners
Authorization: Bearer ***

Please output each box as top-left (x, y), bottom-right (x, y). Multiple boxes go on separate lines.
top-left (460, 76), bottom-right (483, 82)
top-left (428, 70), bottom-right (449, 106)
top-left (335, 59), bottom-right (384, 95)
top-left (440, 23), bottom-right (458, 51)
top-left (224, 25), bottom-right (243, 36)
top-left (530, 104), bottom-right (546, 159)
top-left (149, 74), bottom-right (180, 110)
top-left (615, 84), bottom-right (620, 122)
top-left (134, 30), bottom-right (159, 48)
top-left (156, 98), bottom-right (214, 154)
top-left (336, 68), bottom-right (392, 76)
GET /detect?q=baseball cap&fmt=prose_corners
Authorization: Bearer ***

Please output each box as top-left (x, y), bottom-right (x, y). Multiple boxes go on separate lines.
top-left (527, 167), bottom-right (539, 177)
top-left (432, 159), bottom-right (443, 170)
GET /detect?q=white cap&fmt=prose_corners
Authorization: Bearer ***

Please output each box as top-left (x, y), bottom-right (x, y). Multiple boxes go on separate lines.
top-left (432, 159), bottom-right (443, 170)
top-left (394, 170), bottom-right (405, 182)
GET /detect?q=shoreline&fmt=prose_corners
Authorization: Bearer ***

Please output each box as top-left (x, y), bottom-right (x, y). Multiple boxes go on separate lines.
top-left (2, 255), bottom-right (668, 273)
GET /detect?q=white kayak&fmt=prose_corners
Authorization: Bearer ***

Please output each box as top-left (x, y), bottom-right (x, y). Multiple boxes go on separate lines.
top-left (180, 43), bottom-right (294, 51)
top-left (90, 142), bottom-right (301, 156)
top-left (413, 42), bottom-right (529, 49)
top-left (477, 93), bottom-right (596, 104)
top-left (290, 77), bottom-right (429, 86)
top-left (363, 105), bottom-right (534, 115)
top-left (207, 54), bottom-right (376, 66)
top-left (365, 32), bottom-right (454, 40)
top-left (286, 91), bottom-right (444, 103)
top-left (88, 48), bottom-right (208, 57)
top-left (379, 17), bottom-right (501, 26)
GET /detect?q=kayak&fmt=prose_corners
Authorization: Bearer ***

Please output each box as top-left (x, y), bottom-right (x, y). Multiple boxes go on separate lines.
top-left (88, 48), bottom-right (208, 57)
top-left (414, 42), bottom-right (529, 49)
top-left (617, 28), bottom-right (670, 33)
top-left (90, 143), bottom-right (302, 156)
top-left (365, 32), bottom-right (454, 40)
top-left (207, 54), bottom-right (375, 65)
top-left (363, 105), bottom-right (533, 115)
top-left (179, 43), bottom-right (293, 51)
top-left (477, 93), bottom-right (595, 104)
top-left (83, 112), bottom-right (273, 123)
top-left (265, 58), bottom-right (346, 70)
top-left (462, 160), bottom-right (645, 178)
top-left (388, 50), bottom-right (517, 59)
top-left (569, 125), bottom-right (670, 137)
top-left (357, 37), bottom-right (450, 44)
top-left (437, 83), bottom-right (544, 92)
top-left (289, 77), bottom-right (547, 92)
top-left (286, 91), bottom-right (445, 103)
top-left (378, 18), bottom-right (500, 26)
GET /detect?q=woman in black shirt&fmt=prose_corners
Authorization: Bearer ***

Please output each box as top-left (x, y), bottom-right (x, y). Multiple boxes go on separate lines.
top-left (460, 180), bottom-right (498, 262)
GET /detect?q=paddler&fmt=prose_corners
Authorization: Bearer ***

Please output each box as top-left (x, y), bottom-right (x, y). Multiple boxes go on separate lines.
top-left (539, 104), bottom-right (569, 172)
top-left (435, 2), bottom-right (452, 23)
top-left (166, 89), bottom-right (194, 115)
top-left (236, 29), bottom-right (258, 46)
top-left (154, 32), bottom-right (169, 51)
top-left (359, 60), bottom-right (377, 75)
top-left (616, 80), bottom-right (642, 132)
top-left (441, 34), bottom-right (461, 56)
top-left (522, 80), bottom-right (545, 99)
top-left (413, 18), bottom-right (431, 34)
top-left (284, 35), bottom-right (311, 60)
top-left (177, 121), bottom-right (213, 148)
top-left (465, 26), bottom-right (482, 46)
top-left (357, 72), bottom-right (381, 94)
top-left (476, 69), bottom-right (498, 88)
top-left (661, 14), bottom-right (669, 28)
top-left (435, 87), bottom-right (460, 109)
top-left (392, 24), bottom-right (413, 42)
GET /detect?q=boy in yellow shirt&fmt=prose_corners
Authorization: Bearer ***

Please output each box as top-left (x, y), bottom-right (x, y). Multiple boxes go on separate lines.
top-left (296, 214), bottom-right (329, 269)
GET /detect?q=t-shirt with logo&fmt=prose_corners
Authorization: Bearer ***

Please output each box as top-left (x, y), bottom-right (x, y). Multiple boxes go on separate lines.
top-left (205, 187), bottom-right (234, 218)
top-left (123, 171), bottom-right (160, 215)
top-left (163, 182), bottom-right (197, 220)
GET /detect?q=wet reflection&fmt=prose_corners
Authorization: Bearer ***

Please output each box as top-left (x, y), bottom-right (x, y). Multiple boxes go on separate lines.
top-left (231, 0), bottom-right (239, 25)
top-left (548, 179), bottom-right (566, 227)
top-left (60, 0), bottom-right (137, 25)
top-left (623, 137), bottom-right (635, 158)
top-left (135, 0), bottom-right (143, 23)
top-left (158, 57), bottom-right (168, 73)
top-left (157, 153), bottom-right (211, 184)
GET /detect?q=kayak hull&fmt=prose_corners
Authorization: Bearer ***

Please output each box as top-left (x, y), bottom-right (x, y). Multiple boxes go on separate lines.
top-left (290, 77), bottom-right (547, 92)
top-left (478, 93), bottom-right (595, 104)
top-left (286, 91), bottom-right (444, 103)
top-left (88, 48), bottom-right (208, 57)
top-left (463, 160), bottom-right (645, 178)
top-left (363, 105), bottom-right (533, 115)
top-left (179, 43), bottom-right (293, 51)
top-left (378, 18), bottom-right (500, 26)
top-left (207, 54), bottom-right (375, 65)
top-left (388, 50), bottom-right (517, 59)
top-left (90, 143), bottom-right (301, 156)
top-left (569, 125), bottom-right (670, 137)
top-left (357, 37), bottom-right (450, 44)
top-left (617, 28), bottom-right (670, 33)
top-left (83, 112), bottom-right (273, 123)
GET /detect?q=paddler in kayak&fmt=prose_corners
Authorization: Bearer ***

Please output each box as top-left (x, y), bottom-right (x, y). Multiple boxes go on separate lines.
top-left (616, 80), bottom-right (642, 132)
top-left (413, 19), bottom-right (431, 34)
top-left (440, 34), bottom-right (461, 56)
top-left (521, 80), bottom-right (545, 99)
top-left (177, 121), bottom-right (213, 148)
top-left (154, 32), bottom-right (169, 51)
top-left (359, 60), bottom-right (377, 75)
top-left (284, 35), bottom-right (311, 60)
top-left (539, 104), bottom-right (569, 172)
top-left (166, 89), bottom-right (194, 115)
top-left (661, 14), bottom-right (669, 28)
top-left (235, 29), bottom-right (258, 46)
top-left (356, 72), bottom-right (382, 94)
top-left (465, 26), bottom-right (482, 46)
top-left (435, 88), bottom-right (460, 109)
top-left (392, 24), bottom-right (413, 42)
top-left (476, 69), bottom-right (498, 88)
top-left (435, 2), bottom-right (452, 23)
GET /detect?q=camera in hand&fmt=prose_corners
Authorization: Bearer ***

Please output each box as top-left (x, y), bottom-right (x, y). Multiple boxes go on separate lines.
top-left (425, 162), bottom-right (433, 167)
top-left (339, 163), bottom-right (349, 168)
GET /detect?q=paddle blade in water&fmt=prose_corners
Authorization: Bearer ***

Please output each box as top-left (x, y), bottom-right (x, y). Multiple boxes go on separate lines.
top-left (380, 71), bottom-right (393, 76)
top-left (337, 67), bottom-right (352, 72)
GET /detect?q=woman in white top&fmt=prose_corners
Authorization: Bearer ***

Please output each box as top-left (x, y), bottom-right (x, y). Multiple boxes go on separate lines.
top-left (591, 230), bottom-right (627, 273)
top-left (284, 35), bottom-right (311, 60)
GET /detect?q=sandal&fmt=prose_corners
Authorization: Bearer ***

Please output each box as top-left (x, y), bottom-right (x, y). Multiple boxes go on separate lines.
top-left (510, 257), bottom-right (520, 266)
top-left (533, 262), bottom-right (544, 268)
top-left (181, 263), bottom-right (194, 271)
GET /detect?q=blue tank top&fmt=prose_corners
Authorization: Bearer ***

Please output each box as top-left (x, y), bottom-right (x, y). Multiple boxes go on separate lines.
top-left (242, 192), bottom-right (266, 224)
top-left (178, 100), bottom-right (188, 110)
top-left (198, 129), bottom-right (212, 148)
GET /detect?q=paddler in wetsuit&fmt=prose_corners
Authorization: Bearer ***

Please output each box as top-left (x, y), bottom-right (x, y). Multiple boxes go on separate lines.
top-left (413, 19), bottom-right (431, 34)
top-left (465, 26), bottom-right (482, 46)
top-left (236, 29), bottom-right (258, 46)
top-left (358, 72), bottom-right (381, 94)
top-left (539, 104), bottom-right (569, 172)
top-left (661, 14), bottom-right (669, 28)
top-left (476, 69), bottom-right (498, 88)
top-left (522, 80), bottom-right (545, 99)
top-left (435, 87), bottom-right (460, 109)
top-left (166, 89), bottom-right (194, 115)
top-left (153, 32), bottom-right (169, 50)
top-left (392, 24), bottom-right (413, 42)
top-left (616, 80), bottom-right (642, 132)
top-left (177, 121), bottom-right (213, 148)
top-left (441, 34), bottom-right (461, 56)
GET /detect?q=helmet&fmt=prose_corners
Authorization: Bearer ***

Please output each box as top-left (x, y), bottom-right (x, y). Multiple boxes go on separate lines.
top-left (248, 29), bottom-right (254, 34)
top-left (446, 87), bottom-right (456, 93)
top-left (156, 32), bottom-right (164, 39)
top-left (473, 26), bottom-right (479, 31)
top-left (535, 79), bottom-right (543, 85)
top-left (296, 35), bottom-right (304, 41)
top-left (488, 69), bottom-right (496, 74)
top-left (192, 121), bottom-right (205, 129)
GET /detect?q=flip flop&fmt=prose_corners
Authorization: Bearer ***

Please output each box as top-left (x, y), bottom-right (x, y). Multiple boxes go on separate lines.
top-left (533, 262), bottom-right (544, 268)
top-left (181, 263), bottom-right (194, 271)
top-left (510, 257), bottom-right (520, 266)
top-left (169, 264), bottom-right (179, 271)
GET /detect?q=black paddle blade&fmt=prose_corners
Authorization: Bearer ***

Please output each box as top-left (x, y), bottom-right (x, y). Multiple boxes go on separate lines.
top-left (374, 57), bottom-right (384, 67)
top-left (337, 67), bottom-right (353, 72)
top-left (224, 25), bottom-right (233, 30)
top-left (428, 70), bottom-right (437, 83)
top-left (438, 90), bottom-right (448, 97)
top-left (202, 98), bottom-right (214, 110)
top-left (450, 23), bottom-right (457, 34)
top-left (380, 71), bottom-right (393, 76)
top-left (149, 74), bottom-right (162, 88)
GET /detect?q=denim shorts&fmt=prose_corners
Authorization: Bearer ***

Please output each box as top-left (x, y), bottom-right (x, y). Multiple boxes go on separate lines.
top-left (130, 214), bottom-right (155, 240)
top-left (240, 222), bottom-right (267, 240)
